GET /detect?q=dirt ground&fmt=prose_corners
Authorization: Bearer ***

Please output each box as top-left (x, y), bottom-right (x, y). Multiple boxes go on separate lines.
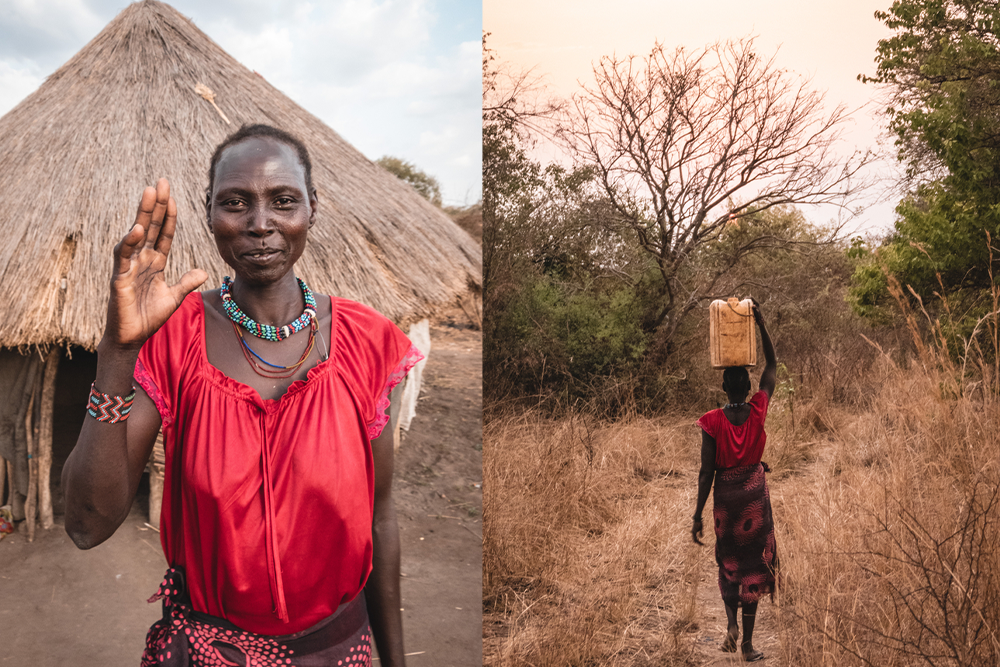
top-left (0, 317), bottom-right (482, 666)
top-left (688, 555), bottom-right (779, 666)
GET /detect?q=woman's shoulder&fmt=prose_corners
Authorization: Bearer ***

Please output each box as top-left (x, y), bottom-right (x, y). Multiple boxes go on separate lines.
top-left (179, 289), bottom-right (206, 315)
top-left (700, 406), bottom-right (723, 419)
top-left (749, 390), bottom-right (770, 409)
top-left (325, 295), bottom-right (407, 354)
top-left (697, 407), bottom-right (722, 432)
top-left (329, 296), bottom-right (390, 322)
top-left (328, 296), bottom-right (400, 340)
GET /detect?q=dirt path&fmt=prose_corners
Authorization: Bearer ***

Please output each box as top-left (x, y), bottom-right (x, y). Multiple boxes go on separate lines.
top-left (0, 319), bottom-right (482, 666)
top-left (393, 320), bottom-right (483, 666)
top-left (688, 555), bottom-right (780, 666)
top-left (687, 461), bottom-right (813, 666)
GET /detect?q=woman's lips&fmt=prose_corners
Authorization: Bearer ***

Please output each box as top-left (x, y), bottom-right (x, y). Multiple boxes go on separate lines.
top-left (243, 249), bottom-right (281, 264)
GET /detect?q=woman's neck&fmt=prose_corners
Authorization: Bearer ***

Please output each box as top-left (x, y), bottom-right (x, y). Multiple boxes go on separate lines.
top-left (228, 273), bottom-right (304, 326)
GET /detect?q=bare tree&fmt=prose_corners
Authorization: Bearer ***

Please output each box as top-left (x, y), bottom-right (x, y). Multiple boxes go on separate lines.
top-left (483, 32), bottom-right (563, 139)
top-left (565, 37), bottom-right (872, 349)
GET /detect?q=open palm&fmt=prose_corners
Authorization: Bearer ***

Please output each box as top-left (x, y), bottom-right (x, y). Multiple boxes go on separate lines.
top-left (106, 178), bottom-right (208, 349)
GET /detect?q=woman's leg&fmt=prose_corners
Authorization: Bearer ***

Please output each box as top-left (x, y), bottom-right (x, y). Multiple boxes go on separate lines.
top-left (722, 601), bottom-right (739, 651)
top-left (741, 601), bottom-right (764, 661)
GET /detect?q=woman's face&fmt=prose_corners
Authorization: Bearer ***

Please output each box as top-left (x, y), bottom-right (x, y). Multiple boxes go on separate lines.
top-left (208, 136), bottom-right (317, 285)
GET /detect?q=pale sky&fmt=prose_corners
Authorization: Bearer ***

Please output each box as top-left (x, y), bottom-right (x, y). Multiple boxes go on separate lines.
top-left (486, 0), bottom-right (899, 233)
top-left (0, 0), bottom-right (482, 206)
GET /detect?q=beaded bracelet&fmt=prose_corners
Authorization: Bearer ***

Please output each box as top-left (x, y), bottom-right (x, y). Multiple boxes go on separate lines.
top-left (87, 383), bottom-right (136, 424)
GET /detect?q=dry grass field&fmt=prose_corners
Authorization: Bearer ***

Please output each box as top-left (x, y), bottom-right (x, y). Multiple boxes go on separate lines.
top-left (484, 310), bottom-right (1000, 665)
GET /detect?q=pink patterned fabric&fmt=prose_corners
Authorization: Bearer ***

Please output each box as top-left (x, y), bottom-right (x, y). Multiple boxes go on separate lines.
top-left (367, 344), bottom-right (424, 440)
top-left (142, 568), bottom-right (372, 666)
top-left (135, 358), bottom-right (172, 427)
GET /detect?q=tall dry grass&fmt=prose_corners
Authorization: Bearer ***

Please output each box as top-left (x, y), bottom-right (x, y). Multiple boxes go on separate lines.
top-left (772, 272), bottom-right (1000, 666)
top-left (484, 276), bottom-right (1000, 666)
top-left (483, 411), bottom-right (704, 665)
top-left (774, 356), bottom-right (1000, 666)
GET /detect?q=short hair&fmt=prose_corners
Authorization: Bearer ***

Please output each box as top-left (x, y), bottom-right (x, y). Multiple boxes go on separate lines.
top-left (722, 366), bottom-right (751, 395)
top-left (204, 124), bottom-right (314, 216)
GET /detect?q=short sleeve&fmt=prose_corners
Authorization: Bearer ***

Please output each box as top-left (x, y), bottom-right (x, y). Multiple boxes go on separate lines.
top-left (697, 411), bottom-right (717, 438)
top-left (749, 390), bottom-right (770, 418)
top-left (133, 292), bottom-right (203, 428)
top-left (333, 299), bottom-right (425, 440)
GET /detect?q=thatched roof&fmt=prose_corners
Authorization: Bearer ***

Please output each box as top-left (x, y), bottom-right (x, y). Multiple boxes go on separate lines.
top-left (0, 0), bottom-right (481, 350)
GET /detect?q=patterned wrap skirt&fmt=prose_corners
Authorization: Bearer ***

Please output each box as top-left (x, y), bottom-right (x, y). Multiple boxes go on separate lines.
top-left (141, 568), bottom-right (373, 666)
top-left (712, 462), bottom-right (778, 606)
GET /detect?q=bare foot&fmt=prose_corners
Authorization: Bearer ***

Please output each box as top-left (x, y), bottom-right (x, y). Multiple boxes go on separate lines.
top-left (721, 628), bottom-right (738, 652)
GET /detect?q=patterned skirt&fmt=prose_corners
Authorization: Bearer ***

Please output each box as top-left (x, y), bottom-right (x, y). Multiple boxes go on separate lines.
top-left (712, 462), bottom-right (778, 606)
top-left (141, 568), bottom-right (372, 666)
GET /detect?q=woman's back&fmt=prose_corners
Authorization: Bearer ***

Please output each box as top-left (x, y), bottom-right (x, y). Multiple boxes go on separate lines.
top-left (697, 390), bottom-right (770, 468)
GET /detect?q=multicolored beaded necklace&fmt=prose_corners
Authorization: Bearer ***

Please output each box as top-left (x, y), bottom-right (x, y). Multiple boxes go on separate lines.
top-left (220, 275), bottom-right (317, 342)
top-left (220, 275), bottom-right (318, 378)
top-left (230, 319), bottom-right (317, 378)
top-left (724, 402), bottom-right (747, 410)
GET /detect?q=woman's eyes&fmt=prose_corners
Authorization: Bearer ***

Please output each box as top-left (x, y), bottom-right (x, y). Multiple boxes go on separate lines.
top-left (220, 197), bottom-right (297, 208)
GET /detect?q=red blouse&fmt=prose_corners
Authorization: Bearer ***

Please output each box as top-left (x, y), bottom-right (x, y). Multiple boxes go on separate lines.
top-left (697, 391), bottom-right (770, 469)
top-left (134, 292), bottom-right (422, 635)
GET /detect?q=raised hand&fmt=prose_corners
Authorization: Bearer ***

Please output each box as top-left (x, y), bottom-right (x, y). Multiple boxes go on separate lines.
top-left (750, 297), bottom-right (764, 327)
top-left (104, 179), bottom-right (208, 350)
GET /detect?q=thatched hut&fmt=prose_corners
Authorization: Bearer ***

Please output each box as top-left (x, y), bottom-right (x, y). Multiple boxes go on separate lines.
top-left (0, 0), bottom-right (481, 539)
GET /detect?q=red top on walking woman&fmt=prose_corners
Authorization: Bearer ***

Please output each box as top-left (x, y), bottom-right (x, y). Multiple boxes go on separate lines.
top-left (696, 391), bottom-right (770, 469)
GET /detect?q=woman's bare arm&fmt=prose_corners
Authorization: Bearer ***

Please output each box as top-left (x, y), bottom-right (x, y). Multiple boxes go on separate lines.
top-left (62, 179), bottom-right (206, 549)
top-left (63, 385), bottom-right (160, 548)
top-left (753, 302), bottom-right (777, 399)
top-left (693, 429), bottom-right (717, 545)
top-left (365, 384), bottom-right (406, 667)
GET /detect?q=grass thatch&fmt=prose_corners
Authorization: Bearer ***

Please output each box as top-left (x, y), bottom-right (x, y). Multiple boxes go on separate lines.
top-left (0, 0), bottom-right (481, 350)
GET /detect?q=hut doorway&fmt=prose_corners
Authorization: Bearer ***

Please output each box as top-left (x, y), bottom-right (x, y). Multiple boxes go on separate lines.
top-left (50, 349), bottom-right (95, 519)
top-left (2, 348), bottom-right (152, 539)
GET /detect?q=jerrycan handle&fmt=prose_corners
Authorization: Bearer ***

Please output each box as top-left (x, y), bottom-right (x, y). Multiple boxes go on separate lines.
top-left (726, 297), bottom-right (753, 317)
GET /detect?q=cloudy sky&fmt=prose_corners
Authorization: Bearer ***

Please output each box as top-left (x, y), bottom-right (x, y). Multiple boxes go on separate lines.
top-left (0, 0), bottom-right (482, 206)
top-left (486, 0), bottom-right (899, 233)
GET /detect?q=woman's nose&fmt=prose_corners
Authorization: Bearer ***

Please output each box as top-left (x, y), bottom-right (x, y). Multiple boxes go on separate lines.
top-left (246, 203), bottom-right (275, 235)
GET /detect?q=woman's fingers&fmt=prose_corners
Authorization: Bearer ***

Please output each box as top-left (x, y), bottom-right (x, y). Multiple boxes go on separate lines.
top-left (118, 179), bottom-right (178, 278)
top-left (153, 196), bottom-right (178, 256)
top-left (113, 223), bottom-right (145, 278)
top-left (133, 184), bottom-right (158, 233)
top-left (143, 179), bottom-right (171, 251)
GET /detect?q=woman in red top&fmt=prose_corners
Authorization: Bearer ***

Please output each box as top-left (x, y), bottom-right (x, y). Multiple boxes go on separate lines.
top-left (692, 300), bottom-right (777, 662)
top-left (62, 125), bottom-right (419, 666)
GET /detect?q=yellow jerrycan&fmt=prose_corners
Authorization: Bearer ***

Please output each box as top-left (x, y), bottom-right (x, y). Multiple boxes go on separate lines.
top-left (709, 298), bottom-right (757, 368)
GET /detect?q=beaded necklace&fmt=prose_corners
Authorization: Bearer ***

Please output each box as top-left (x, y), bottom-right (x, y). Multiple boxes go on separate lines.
top-left (724, 402), bottom-right (747, 410)
top-left (220, 275), bottom-right (317, 342)
top-left (230, 319), bottom-right (317, 378)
